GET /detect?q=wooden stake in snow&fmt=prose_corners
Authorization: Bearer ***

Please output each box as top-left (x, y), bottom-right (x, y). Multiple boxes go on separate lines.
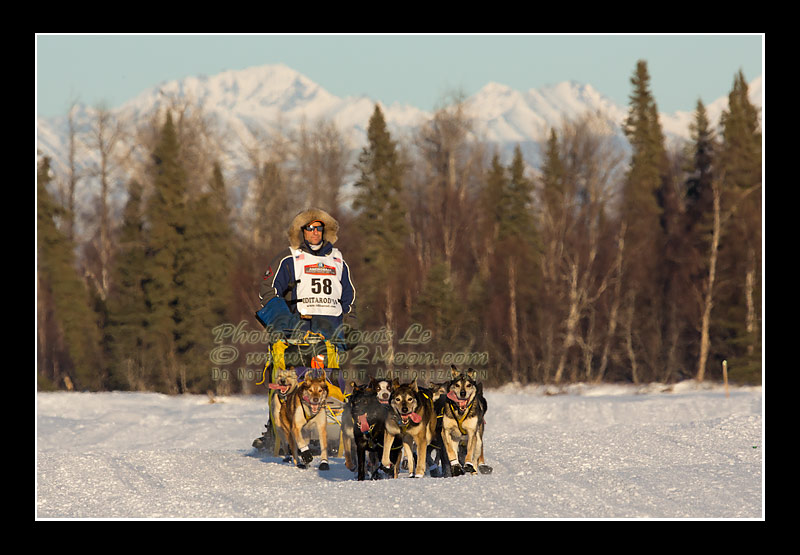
top-left (722, 360), bottom-right (729, 398)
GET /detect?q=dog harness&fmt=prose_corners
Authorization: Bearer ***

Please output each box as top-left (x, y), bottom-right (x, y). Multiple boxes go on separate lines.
top-left (445, 391), bottom-right (474, 436)
top-left (300, 392), bottom-right (327, 421)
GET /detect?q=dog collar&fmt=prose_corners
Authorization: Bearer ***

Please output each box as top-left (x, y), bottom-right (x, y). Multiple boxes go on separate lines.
top-left (446, 392), bottom-right (474, 435)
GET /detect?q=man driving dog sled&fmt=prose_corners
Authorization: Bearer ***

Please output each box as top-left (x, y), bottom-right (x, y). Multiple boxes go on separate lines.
top-left (252, 208), bottom-right (356, 452)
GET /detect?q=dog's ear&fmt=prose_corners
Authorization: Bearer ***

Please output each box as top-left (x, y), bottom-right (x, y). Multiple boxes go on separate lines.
top-left (391, 377), bottom-right (400, 388)
top-left (451, 364), bottom-right (460, 379)
top-left (304, 370), bottom-right (314, 384)
top-left (289, 365), bottom-right (303, 379)
top-left (466, 368), bottom-right (477, 381)
top-left (410, 378), bottom-right (418, 392)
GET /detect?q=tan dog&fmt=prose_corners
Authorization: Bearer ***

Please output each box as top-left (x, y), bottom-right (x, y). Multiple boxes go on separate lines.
top-left (440, 366), bottom-right (492, 476)
top-left (279, 369), bottom-right (330, 470)
top-left (268, 366), bottom-right (299, 458)
top-left (382, 379), bottom-right (436, 478)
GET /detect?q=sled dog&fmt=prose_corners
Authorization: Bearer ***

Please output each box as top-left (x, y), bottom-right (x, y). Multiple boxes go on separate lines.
top-left (341, 378), bottom-right (401, 480)
top-left (440, 365), bottom-right (492, 476)
top-left (373, 378), bottom-right (392, 405)
top-left (425, 381), bottom-right (449, 475)
top-left (279, 369), bottom-right (330, 470)
top-left (382, 378), bottom-right (436, 478)
top-left (268, 366), bottom-right (299, 458)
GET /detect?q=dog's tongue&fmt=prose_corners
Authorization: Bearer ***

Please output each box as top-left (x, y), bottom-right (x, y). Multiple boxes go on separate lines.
top-left (358, 413), bottom-right (370, 432)
top-left (269, 383), bottom-right (288, 393)
top-left (447, 391), bottom-right (467, 409)
top-left (302, 395), bottom-right (321, 413)
top-left (409, 412), bottom-right (422, 424)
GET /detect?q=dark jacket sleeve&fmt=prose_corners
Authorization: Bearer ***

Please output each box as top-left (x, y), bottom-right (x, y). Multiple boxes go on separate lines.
top-left (258, 249), bottom-right (295, 308)
top-left (254, 249), bottom-right (298, 330)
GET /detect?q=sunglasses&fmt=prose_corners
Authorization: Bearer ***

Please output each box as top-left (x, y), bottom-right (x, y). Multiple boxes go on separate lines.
top-left (303, 225), bottom-right (324, 232)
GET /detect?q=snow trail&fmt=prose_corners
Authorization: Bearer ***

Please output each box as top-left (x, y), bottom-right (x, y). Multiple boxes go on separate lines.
top-left (36, 382), bottom-right (763, 519)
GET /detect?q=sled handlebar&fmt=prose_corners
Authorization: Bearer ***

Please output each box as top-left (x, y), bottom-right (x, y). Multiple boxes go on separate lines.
top-left (280, 329), bottom-right (346, 348)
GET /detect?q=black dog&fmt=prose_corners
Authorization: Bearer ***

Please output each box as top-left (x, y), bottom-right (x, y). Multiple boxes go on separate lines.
top-left (341, 378), bottom-right (402, 480)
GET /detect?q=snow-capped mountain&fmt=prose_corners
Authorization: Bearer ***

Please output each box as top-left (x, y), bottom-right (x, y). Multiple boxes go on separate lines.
top-left (116, 64), bottom-right (403, 147)
top-left (465, 80), bottom-right (628, 145)
top-left (36, 63), bottom-right (762, 219)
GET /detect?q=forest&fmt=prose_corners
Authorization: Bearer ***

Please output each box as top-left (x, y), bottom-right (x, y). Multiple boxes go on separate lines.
top-left (36, 60), bottom-right (762, 394)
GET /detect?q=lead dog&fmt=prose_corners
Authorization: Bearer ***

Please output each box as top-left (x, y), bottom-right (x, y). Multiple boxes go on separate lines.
top-left (279, 369), bottom-right (330, 470)
top-left (268, 366), bottom-right (299, 459)
top-left (382, 378), bottom-right (436, 478)
top-left (440, 365), bottom-right (492, 476)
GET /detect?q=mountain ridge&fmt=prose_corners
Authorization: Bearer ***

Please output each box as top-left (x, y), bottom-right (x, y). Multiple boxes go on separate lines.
top-left (36, 63), bottom-right (762, 217)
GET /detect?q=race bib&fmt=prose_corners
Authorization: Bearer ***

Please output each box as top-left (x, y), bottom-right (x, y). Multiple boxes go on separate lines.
top-left (291, 248), bottom-right (344, 317)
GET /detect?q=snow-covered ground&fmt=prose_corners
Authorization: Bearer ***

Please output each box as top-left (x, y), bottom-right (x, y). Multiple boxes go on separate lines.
top-left (36, 381), bottom-right (763, 519)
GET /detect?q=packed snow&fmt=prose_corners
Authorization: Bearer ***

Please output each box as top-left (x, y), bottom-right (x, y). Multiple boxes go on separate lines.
top-left (36, 381), bottom-right (763, 519)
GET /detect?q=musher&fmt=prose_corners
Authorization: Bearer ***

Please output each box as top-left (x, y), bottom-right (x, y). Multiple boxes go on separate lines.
top-left (252, 208), bottom-right (357, 450)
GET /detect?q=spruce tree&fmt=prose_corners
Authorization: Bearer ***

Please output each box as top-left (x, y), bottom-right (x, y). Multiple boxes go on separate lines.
top-left (37, 156), bottom-right (103, 390)
top-left (502, 146), bottom-right (538, 244)
top-left (178, 162), bottom-right (234, 392)
top-left (720, 71), bottom-right (762, 194)
top-left (684, 100), bottom-right (719, 382)
top-left (541, 129), bottom-right (567, 229)
top-left (352, 105), bottom-right (408, 328)
top-left (106, 180), bottom-right (151, 390)
top-left (411, 261), bottom-right (465, 353)
top-left (684, 100), bottom-right (719, 296)
top-left (143, 111), bottom-right (190, 392)
top-left (716, 71), bottom-right (762, 383)
top-left (685, 99), bottom-right (716, 225)
top-left (482, 153), bottom-right (506, 241)
top-left (621, 59), bottom-right (670, 382)
top-left (623, 60), bottom-right (668, 238)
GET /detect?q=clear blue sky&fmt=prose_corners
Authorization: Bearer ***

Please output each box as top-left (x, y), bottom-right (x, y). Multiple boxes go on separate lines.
top-left (36, 34), bottom-right (763, 119)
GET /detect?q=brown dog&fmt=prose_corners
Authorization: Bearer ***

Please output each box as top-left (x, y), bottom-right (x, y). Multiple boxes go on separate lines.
top-left (279, 369), bottom-right (330, 470)
top-left (382, 379), bottom-right (436, 478)
top-left (269, 366), bottom-right (299, 458)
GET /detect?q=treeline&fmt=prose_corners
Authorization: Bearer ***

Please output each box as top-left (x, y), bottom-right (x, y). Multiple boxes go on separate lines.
top-left (36, 61), bottom-right (762, 393)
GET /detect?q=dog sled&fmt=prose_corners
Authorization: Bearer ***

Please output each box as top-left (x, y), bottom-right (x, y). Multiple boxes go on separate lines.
top-left (253, 330), bottom-right (347, 457)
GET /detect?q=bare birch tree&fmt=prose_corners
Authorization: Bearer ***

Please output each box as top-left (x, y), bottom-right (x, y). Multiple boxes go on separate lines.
top-left (539, 114), bottom-right (625, 383)
top-left (84, 104), bottom-right (124, 301)
top-left (696, 178), bottom-right (721, 382)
